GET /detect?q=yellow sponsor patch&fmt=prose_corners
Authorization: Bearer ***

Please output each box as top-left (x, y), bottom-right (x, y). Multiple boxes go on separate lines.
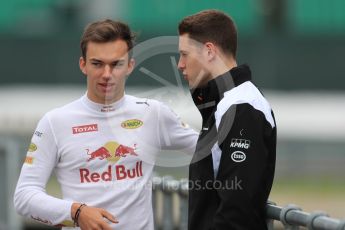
top-left (28, 142), bottom-right (37, 152)
top-left (24, 156), bottom-right (34, 165)
top-left (58, 220), bottom-right (74, 227)
top-left (121, 119), bottom-right (143, 129)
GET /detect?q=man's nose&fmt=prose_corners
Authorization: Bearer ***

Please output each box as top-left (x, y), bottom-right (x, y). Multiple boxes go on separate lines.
top-left (177, 58), bottom-right (185, 70)
top-left (102, 65), bottom-right (112, 79)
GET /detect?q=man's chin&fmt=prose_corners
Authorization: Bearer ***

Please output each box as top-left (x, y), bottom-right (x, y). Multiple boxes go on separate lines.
top-left (189, 80), bottom-right (207, 89)
top-left (186, 78), bottom-right (196, 89)
top-left (188, 84), bottom-right (197, 89)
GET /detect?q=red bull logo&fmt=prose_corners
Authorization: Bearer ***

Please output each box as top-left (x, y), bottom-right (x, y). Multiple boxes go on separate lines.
top-left (86, 147), bottom-right (111, 161)
top-left (115, 144), bottom-right (137, 157)
top-left (80, 141), bottom-right (141, 183)
top-left (86, 142), bottom-right (137, 163)
top-left (80, 161), bottom-right (143, 183)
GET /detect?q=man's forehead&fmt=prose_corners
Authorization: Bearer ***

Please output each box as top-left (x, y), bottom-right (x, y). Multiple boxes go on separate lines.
top-left (86, 41), bottom-right (129, 61)
top-left (179, 35), bottom-right (202, 49)
top-left (87, 40), bottom-right (128, 54)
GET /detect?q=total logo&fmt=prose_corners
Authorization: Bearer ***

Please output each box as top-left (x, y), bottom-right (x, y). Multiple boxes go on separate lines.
top-left (72, 124), bottom-right (98, 134)
top-left (231, 151), bottom-right (246, 163)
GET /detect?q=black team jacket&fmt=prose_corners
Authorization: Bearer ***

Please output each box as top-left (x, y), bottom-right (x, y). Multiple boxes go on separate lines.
top-left (188, 64), bottom-right (276, 230)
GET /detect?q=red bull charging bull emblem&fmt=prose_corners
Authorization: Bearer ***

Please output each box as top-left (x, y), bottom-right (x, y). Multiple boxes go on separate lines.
top-left (86, 142), bottom-right (137, 163)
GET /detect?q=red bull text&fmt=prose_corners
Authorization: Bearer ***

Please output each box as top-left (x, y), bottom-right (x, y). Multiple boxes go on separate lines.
top-left (79, 161), bottom-right (143, 183)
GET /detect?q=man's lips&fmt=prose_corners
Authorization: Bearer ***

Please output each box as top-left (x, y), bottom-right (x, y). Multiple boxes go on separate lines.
top-left (98, 83), bottom-right (115, 91)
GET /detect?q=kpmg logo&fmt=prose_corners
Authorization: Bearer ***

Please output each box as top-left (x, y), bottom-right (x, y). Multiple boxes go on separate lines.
top-left (230, 138), bottom-right (251, 149)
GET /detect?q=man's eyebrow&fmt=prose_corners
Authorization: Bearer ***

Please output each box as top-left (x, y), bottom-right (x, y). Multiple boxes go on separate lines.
top-left (113, 59), bottom-right (125, 63)
top-left (89, 58), bottom-right (125, 63)
top-left (89, 58), bottom-right (103, 62)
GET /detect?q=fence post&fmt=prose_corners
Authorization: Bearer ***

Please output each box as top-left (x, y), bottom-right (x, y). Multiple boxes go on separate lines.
top-left (161, 176), bottom-right (175, 230)
top-left (336, 220), bottom-right (345, 230)
top-left (153, 176), bottom-right (163, 230)
top-left (179, 178), bottom-right (189, 230)
top-left (0, 136), bottom-right (23, 230)
top-left (168, 179), bottom-right (181, 230)
top-left (266, 201), bottom-right (276, 230)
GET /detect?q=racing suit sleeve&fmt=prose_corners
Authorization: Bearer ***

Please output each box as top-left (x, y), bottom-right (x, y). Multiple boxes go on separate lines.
top-left (212, 103), bottom-right (276, 229)
top-left (13, 114), bottom-right (74, 226)
top-left (157, 102), bottom-right (199, 154)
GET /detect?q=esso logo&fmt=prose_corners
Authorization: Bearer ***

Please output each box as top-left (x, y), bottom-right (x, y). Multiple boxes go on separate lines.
top-left (231, 151), bottom-right (246, 163)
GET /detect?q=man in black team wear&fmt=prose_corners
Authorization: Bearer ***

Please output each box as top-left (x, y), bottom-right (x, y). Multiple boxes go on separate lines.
top-left (177, 10), bottom-right (277, 230)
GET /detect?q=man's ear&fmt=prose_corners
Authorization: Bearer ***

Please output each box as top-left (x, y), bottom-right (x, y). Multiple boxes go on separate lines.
top-left (204, 42), bottom-right (216, 61)
top-left (126, 58), bottom-right (135, 76)
top-left (79, 57), bottom-right (87, 75)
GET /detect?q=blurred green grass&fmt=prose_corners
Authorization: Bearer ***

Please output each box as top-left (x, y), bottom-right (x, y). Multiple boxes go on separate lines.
top-left (271, 178), bottom-right (345, 219)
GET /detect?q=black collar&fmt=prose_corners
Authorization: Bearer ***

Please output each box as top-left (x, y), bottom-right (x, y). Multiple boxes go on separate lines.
top-left (191, 64), bottom-right (252, 110)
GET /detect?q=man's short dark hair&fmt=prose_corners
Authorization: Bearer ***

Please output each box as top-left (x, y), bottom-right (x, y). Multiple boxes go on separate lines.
top-left (80, 19), bottom-right (135, 59)
top-left (178, 9), bottom-right (237, 57)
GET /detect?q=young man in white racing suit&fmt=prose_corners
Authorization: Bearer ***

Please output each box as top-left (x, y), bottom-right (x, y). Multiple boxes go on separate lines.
top-left (14, 19), bottom-right (198, 230)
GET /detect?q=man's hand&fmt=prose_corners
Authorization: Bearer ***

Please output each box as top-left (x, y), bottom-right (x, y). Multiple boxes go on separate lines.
top-left (71, 203), bottom-right (118, 230)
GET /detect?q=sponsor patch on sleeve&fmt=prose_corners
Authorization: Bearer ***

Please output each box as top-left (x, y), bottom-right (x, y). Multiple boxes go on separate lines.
top-left (55, 220), bottom-right (75, 227)
top-left (34, 131), bottom-right (43, 137)
top-left (28, 143), bottom-right (37, 152)
top-left (24, 156), bottom-right (34, 165)
top-left (31, 216), bottom-right (52, 225)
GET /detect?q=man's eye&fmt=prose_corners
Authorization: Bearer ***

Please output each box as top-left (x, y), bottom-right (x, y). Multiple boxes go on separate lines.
top-left (91, 62), bottom-right (102, 67)
top-left (113, 62), bottom-right (124, 68)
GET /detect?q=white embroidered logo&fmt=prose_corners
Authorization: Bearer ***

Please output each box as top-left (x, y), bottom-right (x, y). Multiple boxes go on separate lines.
top-left (231, 151), bottom-right (246, 163)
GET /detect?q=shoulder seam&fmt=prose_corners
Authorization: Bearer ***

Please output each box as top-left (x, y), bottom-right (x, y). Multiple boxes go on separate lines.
top-left (215, 82), bottom-right (275, 129)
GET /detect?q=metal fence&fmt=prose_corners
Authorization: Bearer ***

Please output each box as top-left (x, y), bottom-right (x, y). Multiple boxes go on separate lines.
top-left (153, 176), bottom-right (345, 230)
